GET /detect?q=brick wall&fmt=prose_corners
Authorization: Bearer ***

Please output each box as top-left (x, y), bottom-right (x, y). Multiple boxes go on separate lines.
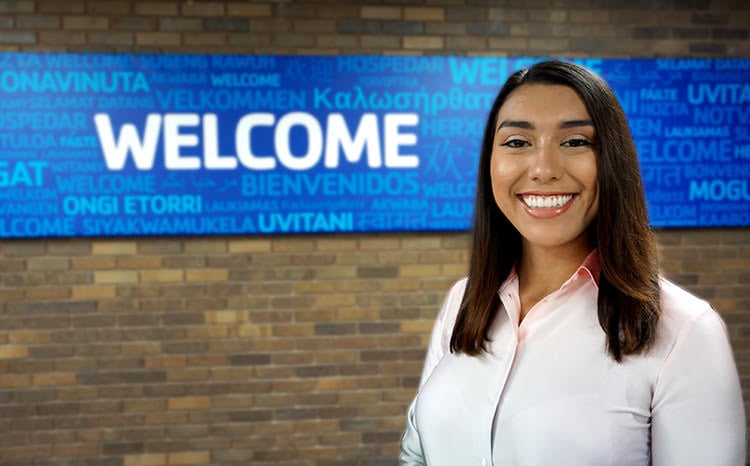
top-left (0, 1), bottom-right (748, 465)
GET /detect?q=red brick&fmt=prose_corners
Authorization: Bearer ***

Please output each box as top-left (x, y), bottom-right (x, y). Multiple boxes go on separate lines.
top-left (1, 4), bottom-right (748, 466)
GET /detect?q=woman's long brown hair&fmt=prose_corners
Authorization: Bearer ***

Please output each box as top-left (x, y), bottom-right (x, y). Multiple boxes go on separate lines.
top-left (450, 61), bottom-right (660, 362)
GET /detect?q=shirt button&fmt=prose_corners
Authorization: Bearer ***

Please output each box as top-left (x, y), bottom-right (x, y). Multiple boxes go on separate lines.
top-left (481, 458), bottom-right (487, 466)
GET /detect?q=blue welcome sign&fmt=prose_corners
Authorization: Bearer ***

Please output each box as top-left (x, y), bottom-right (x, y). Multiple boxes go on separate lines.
top-left (0, 53), bottom-right (748, 237)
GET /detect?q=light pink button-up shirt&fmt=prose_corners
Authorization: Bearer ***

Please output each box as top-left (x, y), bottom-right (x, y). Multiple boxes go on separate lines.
top-left (401, 251), bottom-right (745, 466)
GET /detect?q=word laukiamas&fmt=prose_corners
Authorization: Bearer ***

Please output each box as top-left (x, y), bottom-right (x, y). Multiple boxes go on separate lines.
top-left (94, 112), bottom-right (420, 172)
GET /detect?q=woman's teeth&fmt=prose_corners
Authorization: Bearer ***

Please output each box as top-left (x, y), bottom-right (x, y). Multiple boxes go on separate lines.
top-left (522, 194), bottom-right (574, 208)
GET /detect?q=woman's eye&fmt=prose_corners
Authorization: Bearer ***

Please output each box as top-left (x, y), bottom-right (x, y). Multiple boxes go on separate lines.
top-left (562, 138), bottom-right (592, 148)
top-left (501, 139), bottom-right (529, 148)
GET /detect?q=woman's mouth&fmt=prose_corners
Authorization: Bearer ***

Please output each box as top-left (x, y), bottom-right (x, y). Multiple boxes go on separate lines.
top-left (518, 193), bottom-right (577, 218)
top-left (521, 194), bottom-right (575, 209)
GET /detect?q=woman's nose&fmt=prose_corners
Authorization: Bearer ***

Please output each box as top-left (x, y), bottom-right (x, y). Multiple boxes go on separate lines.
top-left (528, 143), bottom-right (563, 183)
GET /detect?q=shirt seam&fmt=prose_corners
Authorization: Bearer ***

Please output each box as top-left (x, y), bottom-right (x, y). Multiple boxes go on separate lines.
top-left (651, 305), bottom-right (711, 406)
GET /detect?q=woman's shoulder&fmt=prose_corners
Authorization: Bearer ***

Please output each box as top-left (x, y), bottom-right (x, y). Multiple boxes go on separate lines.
top-left (445, 277), bottom-right (468, 307)
top-left (659, 276), bottom-right (714, 321)
top-left (438, 277), bottom-right (468, 321)
top-left (430, 277), bottom-right (468, 352)
top-left (657, 276), bottom-right (728, 349)
top-left (651, 277), bottom-right (739, 413)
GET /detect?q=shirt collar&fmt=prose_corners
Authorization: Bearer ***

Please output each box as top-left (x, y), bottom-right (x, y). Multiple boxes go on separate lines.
top-left (498, 248), bottom-right (600, 296)
top-left (580, 248), bottom-right (600, 287)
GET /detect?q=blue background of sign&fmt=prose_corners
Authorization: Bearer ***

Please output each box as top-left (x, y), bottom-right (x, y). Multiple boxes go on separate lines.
top-left (0, 53), bottom-right (748, 238)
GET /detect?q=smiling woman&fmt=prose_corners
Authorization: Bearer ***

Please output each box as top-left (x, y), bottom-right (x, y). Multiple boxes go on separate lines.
top-left (490, 84), bottom-right (599, 278)
top-left (400, 61), bottom-right (746, 466)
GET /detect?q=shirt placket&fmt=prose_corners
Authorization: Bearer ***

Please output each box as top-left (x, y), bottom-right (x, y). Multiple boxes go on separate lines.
top-left (481, 287), bottom-right (521, 465)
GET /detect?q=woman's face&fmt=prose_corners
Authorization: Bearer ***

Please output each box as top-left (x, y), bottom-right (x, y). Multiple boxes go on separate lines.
top-left (490, 83), bottom-right (599, 252)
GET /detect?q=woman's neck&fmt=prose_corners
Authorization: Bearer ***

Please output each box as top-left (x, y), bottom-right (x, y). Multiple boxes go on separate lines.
top-left (516, 240), bottom-right (592, 321)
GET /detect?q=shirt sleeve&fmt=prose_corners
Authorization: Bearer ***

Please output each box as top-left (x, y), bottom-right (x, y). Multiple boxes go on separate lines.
top-left (651, 308), bottom-right (746, 466)
top-left (400, 279), bottom-right (466, 465)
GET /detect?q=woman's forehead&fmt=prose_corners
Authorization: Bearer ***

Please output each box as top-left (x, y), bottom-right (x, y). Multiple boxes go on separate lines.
top-left (496, 84), bottom-right (591, 123)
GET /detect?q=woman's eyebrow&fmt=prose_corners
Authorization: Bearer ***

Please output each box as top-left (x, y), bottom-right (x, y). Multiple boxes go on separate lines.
top-left (497, 119), bottom-right (594, 131)
top-left (559, 119), bottom-right (594, 129)
top-left (497, 120), bottom-right (533, 130)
